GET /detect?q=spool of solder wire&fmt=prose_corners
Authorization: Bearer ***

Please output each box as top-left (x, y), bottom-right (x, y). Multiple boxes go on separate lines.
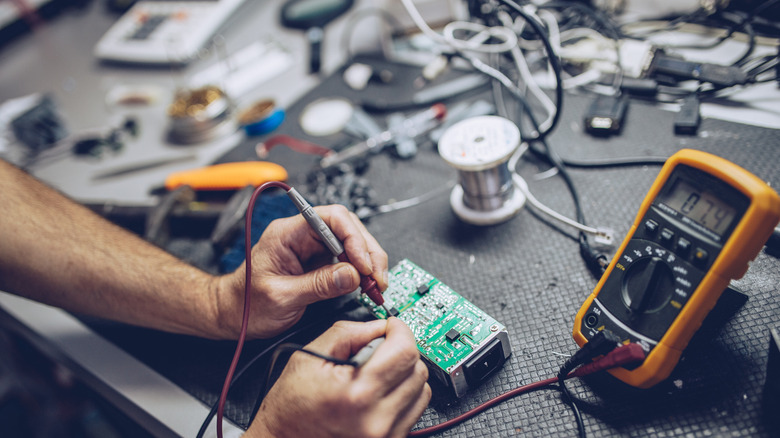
top-left (438, 115), bottom-right (525, 225)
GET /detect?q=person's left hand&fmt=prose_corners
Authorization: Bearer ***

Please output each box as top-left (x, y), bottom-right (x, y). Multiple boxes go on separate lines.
top-left (211, 204), bottom-right (388, 339)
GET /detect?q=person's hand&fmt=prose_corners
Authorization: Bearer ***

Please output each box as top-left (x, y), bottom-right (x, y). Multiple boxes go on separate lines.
top-left (213, 204), bottom-right (388, 339)
top-left (246, 318), bottom-right (431, 438)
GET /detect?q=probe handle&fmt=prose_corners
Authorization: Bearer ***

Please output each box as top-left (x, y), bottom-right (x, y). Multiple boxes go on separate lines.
top-left (349, 337), bottom-right (385, 367)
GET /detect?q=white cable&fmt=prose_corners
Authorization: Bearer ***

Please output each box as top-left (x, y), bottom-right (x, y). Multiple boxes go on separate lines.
top-left (359, 181), bottom-right (456, 219)
top-left (513, 174), bottom-right (606, 237)
top-left (497, 11), bottom-right (555, 133)
top-left (442, 21), bottom-right (519, 53)
top-left (399, 0), bottom-right (516, 54)
top-left (508, 144), bottom-right (612, 243)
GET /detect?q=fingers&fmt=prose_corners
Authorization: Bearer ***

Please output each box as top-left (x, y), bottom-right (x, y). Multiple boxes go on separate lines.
top-left (307, 319), bottom-right (388, 360)
top-left (267, 262), bottom-right (362, 307)
top-left (389, 380), bottom-right (432, 438)
top-left (361, 317), bottom-right (420, 391)
top-left (315, 205), bottom-right (389, 290)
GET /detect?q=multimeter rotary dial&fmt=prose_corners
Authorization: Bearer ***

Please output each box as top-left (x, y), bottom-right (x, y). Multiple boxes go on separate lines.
top-left (594, 238), bottom-right (705, 342)
top-left (622, 256), bottom-right (675, 314)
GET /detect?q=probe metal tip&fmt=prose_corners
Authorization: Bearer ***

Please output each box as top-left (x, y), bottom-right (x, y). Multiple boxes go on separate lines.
top-left (382, 304), bottom-right (392, 315)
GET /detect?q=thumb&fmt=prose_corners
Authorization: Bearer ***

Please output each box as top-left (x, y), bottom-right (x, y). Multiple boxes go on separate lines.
top-left (308, 319), bottom-right (388, 359)
top-left (276, 262), bottom-right (361, 307)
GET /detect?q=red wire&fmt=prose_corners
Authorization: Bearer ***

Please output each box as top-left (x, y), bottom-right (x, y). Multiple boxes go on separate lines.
top-left (409, 343), bottom-right (646, 437)
top-left (217, 180), bottom-right (291, 438)
top-left (408, 377), bottom-right (559, 437)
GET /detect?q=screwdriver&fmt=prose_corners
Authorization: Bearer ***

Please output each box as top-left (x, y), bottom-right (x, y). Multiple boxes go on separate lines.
top-left (286, 187), bottom-right (390, 313)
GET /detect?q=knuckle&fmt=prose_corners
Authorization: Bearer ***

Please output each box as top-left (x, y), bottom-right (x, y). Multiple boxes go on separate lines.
top-left (311, 269), bottom-right (335, 297)
top-left (329, 320), bottom-right (360, 337)
top-left (320, 203), bottom-right (350, 218)
top-left (415, 359), bottom-right (429, 382)
top-left (395, 342), bottom-right (420, 366)
top-left (363, 422), bottom-right (390, 438)
top-left (422, 382), bottom-right (432, 402)
top-left (345, 384), bottom-right (372, 411)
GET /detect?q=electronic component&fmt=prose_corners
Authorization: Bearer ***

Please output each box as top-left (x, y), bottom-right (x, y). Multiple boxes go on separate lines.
top-left (445, 328), bottom-right (460, 342)
top-left (358, 259), bottom-right (511, 397)
top-left (94, 0), bottom-right (248, 64)
top-left (584, 95), bottom-right (628, 136)
top-left (574, 149), bottom-right (780, 388)
top-left (674, 95), bottom-right (701, 136)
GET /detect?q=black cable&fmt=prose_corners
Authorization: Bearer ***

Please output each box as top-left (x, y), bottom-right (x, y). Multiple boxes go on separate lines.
top-left (495, 0), bottom-right (565, 141)
top-left (261, 343), bottom-right (356, 400)
top-left (511, 91), bottom-right (609, 278)
top-left (555, 330), bottom-right (622, 438)
top-left (559, 156), bottom-right (668, 168)
top-left (195, 318), bottom-right (331, 438)
top-left (558, 380), bottom-right (586, 438)
top-left (538, 0), bottom-right (625, 95)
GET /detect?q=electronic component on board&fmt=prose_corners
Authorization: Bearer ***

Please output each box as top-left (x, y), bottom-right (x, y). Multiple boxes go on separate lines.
top-left (358, 259), bottom-right (511, 397)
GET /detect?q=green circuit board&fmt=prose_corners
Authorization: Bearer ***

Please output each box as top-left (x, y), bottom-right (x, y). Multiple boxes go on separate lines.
top-left (358, 259), bottom-right (507, 373)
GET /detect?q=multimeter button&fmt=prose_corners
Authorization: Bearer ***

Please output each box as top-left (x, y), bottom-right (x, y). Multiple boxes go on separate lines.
top-left (677, 237), bottom-right (691, 254)
top-left (660, 228), bottom-right (675, 245)
top-left (584, 313), bottom-right (599, 328)
top-left (693, 247), bottom-right (709, 266)
top-left (644, 220), bottom-right (659, 233)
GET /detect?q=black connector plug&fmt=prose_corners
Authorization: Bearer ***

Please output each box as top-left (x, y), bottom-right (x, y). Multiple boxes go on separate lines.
top-left (584, 95), bottom-right (628, 136)
top-left (559, 330), bottom-right (622, 380)
top-left (765, 226), bottom-right (780, 258)
top-left (652, 54), bottom-right (748, 87)
top-left (674, 94), bottom-right (701, 136)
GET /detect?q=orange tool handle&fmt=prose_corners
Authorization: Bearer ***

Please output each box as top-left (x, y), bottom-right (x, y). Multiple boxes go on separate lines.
top-left (164, 161), bottom-right (288, 191)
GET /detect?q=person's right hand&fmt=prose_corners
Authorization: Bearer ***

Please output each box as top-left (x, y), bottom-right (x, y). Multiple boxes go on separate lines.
top-left (246, 317), bottom-right (431, 438)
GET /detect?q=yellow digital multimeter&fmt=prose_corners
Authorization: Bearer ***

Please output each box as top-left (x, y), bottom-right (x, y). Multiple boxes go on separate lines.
top-left (573, 149), bottom-right (780, 388)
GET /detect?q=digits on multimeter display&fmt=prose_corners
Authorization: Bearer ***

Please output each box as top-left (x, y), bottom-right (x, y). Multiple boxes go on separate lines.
top-left (659, 179), bottom-right (737, 237)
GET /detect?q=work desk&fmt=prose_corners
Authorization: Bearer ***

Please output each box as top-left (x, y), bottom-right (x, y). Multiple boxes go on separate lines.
top-left (1, 2), bottom-right (780, 438)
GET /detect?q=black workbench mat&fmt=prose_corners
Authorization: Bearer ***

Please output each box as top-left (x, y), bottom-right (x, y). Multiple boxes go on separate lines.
top-left (84, 55), bottom-right (780, 437)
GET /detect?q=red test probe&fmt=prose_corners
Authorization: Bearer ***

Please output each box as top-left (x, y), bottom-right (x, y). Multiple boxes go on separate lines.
top-left (286, 187), bottom-right (390, 312)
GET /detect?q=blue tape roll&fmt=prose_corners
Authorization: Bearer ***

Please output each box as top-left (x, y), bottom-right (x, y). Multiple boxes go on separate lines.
top-left (243, 108), bottom-right (285, 136)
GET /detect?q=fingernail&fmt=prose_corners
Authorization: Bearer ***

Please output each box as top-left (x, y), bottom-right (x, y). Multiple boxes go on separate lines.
top-left (334, 266), bottom-right (352, 290)
top-left (364, 253), bottom-right (373, 272)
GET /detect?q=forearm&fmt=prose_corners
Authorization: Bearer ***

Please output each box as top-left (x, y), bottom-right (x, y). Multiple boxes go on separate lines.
top-left (0, 160), bottom-right (224, 339)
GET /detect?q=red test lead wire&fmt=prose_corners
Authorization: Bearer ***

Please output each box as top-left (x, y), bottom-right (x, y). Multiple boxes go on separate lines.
top-left (217, 180), bottom-right (291, 438)
top-left (408, 343), bottom-right (647, 437)
top-left (217, 182), bottom-right (387, 438)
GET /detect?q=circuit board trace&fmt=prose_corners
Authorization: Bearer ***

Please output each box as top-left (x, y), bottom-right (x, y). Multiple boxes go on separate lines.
top-left (359, 259), bottom-right (511, 396)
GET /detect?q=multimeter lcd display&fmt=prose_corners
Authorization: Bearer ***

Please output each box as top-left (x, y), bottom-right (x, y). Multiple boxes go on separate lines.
top-left (660, 179), bottom-right (737, 236)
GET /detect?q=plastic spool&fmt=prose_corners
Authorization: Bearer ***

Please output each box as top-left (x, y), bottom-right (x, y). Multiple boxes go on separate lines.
top-left (438, 116), bottom-right (525, 225)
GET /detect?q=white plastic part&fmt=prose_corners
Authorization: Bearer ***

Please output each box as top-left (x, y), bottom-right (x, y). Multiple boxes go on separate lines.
top-left (299, 98), bottom-right (354, 136)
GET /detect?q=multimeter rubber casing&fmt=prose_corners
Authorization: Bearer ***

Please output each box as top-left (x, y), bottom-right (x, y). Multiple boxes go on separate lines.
top-left (573, 149), bottom-right (780, 388)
